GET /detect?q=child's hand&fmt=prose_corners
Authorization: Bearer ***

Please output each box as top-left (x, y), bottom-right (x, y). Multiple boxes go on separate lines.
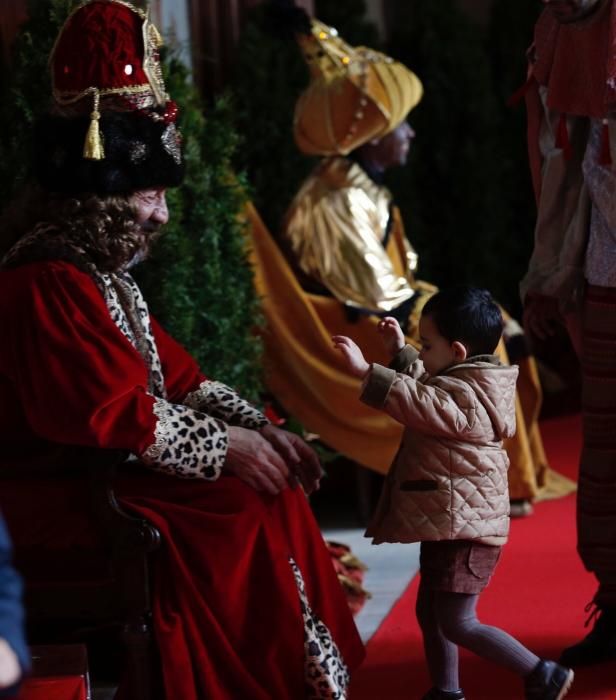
top-left (377, 316), bottom-right (406, 357)
top-left (332, 335), bottom-right (370, 378)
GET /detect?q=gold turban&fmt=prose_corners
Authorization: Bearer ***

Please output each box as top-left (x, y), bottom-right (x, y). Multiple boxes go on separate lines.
top-left (294, 19), bottom-right (424, 156)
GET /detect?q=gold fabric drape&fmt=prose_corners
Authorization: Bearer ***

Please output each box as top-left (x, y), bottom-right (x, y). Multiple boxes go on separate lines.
top-left (246, 192), bottom-right (572, 500)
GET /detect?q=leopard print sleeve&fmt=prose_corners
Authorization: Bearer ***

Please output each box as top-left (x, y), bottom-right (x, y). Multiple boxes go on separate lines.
top-left (140, 398), bottom-right (228, 480)
top-left (183, 380), bottom-right (270, 430)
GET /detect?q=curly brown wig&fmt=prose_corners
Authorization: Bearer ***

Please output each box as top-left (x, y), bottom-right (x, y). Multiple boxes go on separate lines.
top-left (0, 186), bottom-right (158, 272)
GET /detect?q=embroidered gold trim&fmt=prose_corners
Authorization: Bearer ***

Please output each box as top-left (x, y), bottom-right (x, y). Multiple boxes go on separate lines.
top-left (53, 84), bottom-right (153, 101)
top-left (142, 18), bottom-right (167, 106)
top-left (50, 0), bottom-right (168, 108)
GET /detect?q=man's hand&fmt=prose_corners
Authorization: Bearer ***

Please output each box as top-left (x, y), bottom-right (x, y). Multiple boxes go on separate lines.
top-left (377, 316), bottom-right (406, 357)
top-left (522, 294), bottom-right (563, 341)
top-left (225, 426), bottom-right (292, 495)
top-left (0, 638), bottom-right (20, 689)
top-left (260, 424), bottom-right (324, 495)
top-left (332, 335), bottom-right (370, 378)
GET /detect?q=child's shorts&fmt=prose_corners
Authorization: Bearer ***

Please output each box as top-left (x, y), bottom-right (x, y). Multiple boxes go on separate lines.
top-left (419, 540), bottom-right (502, 594)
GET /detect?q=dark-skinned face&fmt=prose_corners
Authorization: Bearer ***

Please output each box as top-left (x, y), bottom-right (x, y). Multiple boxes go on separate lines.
top-left (541, 0), bottom-right (604, 23)
top-left (370, 121), bottom-right (416, 170)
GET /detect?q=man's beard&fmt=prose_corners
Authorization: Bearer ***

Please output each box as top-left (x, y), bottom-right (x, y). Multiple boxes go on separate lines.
top-left (126, 222), bottom-right (163, 269)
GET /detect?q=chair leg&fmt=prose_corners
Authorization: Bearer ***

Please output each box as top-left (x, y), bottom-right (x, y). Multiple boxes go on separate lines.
top-left (119, 616), bottom-right (161, 700)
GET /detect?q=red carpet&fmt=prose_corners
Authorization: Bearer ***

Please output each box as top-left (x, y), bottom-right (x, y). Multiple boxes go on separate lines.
top-left (350, 414), bottom-right (616, 699)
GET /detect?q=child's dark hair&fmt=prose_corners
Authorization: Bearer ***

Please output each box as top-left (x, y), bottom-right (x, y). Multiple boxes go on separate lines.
top-left (421, 286), bottom-right (504, 356)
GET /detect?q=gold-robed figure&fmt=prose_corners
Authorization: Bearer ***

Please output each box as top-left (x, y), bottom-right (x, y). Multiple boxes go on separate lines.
top-left (246, 11), bottom-right (573, 506)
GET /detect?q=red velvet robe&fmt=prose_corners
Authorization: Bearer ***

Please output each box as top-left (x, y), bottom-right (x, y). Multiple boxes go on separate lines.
top-left (0, 260), bottom-right (364, 699)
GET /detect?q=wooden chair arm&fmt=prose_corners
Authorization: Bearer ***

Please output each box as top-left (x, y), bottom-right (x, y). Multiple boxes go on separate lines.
top-left (86, 451), bottom-right (161, 619)
top-left (87, 452), bottom-right (161, 555)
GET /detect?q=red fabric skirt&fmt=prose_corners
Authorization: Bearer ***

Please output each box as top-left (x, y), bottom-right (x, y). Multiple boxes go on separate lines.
top-left (116, 472), bottom-right (365, 700)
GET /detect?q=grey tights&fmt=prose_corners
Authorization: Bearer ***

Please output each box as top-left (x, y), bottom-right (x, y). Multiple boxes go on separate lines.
top-left (415, 579), bottom-right (539, 692)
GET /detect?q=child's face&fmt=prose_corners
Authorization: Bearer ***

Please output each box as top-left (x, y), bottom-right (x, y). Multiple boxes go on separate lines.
top-left (418, 315), bottom-right (461, 375)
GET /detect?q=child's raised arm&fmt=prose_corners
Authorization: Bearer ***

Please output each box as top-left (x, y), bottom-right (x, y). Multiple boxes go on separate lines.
top-left (332, 335), bottom-right (370, 379)
top-left (377, 316), bottom-right (406, 359)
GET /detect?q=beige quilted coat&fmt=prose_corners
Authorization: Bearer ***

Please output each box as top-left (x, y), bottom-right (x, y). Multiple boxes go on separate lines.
top-left (362, 346), bottom-right (518, 546)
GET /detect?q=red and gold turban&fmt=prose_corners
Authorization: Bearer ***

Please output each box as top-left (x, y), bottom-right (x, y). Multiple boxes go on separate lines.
top-left (293, 18), bottom-right (423, 156)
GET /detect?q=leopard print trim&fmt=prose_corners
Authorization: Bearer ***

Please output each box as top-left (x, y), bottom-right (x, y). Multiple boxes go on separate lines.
top-left (92, 271), bottom-right (166, 398)
top-left (289, 558), bottom-right (351, 699)
top-left (141, 398), bottom-right (228, 480)
top-left (184, 380), bottom-right (269, 430)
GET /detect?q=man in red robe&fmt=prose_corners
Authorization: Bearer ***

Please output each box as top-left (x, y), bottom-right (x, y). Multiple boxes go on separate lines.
top-left (0, 2), bottom-right (364, 698)
top-left (522, 0), bottom-right (616, 668)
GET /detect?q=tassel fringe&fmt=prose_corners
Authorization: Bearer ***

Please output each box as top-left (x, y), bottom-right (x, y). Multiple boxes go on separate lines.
top-left (83, 90), bottom-right (105, 161)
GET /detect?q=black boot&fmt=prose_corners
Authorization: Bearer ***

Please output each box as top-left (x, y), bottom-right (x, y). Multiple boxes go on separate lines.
top-left (524, 660), bottom-right (574, 700)
top-left (559, 605), bottom-right (616, 667)
top-left (421, 689), bottom-right (465, 700)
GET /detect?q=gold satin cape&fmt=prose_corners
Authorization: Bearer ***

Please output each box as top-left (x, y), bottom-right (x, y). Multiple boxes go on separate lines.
top-left (246, 159), bottom-right (563, 500)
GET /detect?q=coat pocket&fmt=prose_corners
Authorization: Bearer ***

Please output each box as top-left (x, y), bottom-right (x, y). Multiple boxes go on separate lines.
top-left (466, 544), bottom-right (501, 579)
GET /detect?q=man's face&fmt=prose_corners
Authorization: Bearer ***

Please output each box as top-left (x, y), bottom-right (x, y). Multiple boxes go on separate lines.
top-left (130, 188), bottom-right (169, 232)
top-left (126, 188), bottom-right (168, 267)
top-left (376, 121), bottom-right (416, 169)
top-left (541, 0), bottom-right (604, 23)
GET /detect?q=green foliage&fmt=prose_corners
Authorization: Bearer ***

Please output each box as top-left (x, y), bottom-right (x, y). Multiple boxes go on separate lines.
top-left (232, 5), bottom-right (314, 234)
top-left (0, 0), bottom-right (263, 399)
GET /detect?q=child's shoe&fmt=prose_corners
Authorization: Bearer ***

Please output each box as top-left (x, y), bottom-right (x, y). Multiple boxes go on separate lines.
top-left (421, 689), bottom-right (465, 700)
top-left (524, 659), bottom-right (574, 700)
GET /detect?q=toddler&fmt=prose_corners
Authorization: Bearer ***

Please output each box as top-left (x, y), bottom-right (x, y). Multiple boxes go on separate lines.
top-left (333, 286), bottom-right (573, 700)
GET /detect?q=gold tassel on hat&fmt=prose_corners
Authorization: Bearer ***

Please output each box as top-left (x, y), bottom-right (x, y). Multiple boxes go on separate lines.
top-left (83, 89), bottom-right (105, 160)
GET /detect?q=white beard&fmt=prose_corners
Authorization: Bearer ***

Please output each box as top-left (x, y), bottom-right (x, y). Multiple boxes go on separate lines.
top-left (125, 247), bottom-right (148, 270)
